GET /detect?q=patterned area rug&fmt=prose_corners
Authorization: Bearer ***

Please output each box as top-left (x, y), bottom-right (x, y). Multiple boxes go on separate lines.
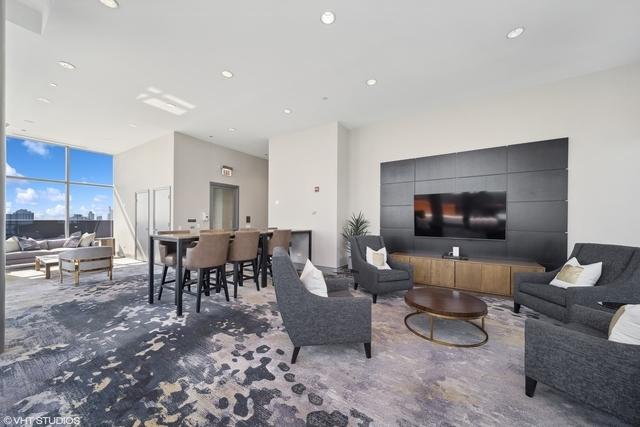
top-left (0, 263), bottom-right (628, 426)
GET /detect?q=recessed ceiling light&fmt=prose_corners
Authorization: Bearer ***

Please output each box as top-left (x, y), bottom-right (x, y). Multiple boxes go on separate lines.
top-left (129, 123), bottom-right (137, 128)
top-left (228, 127), bottom-right (236, 132)
top-left (321, 11), bottom-right (336, 25)
top-left (506, 27), bottom-right (525, 39)
top-left (209, 135), bottom-right (214, 138)
top-left (49, 82), bottom-right (58, 87)
top-left (24, 119), bottom-right (35, 123)
top-left (58, 61), bottom-right (76, 70)
top-left (221, 70), bottom-right (234, 78)
top-left (37, 97), bottom-right (51, 103)
top-left (322, 96), bottom-right (329, 101)
top-left (366, 79), bottom-right (377, 86)
top-left (283, 108), bottom-right (292, 114)
top-left (99, 0), bottom-right (119, 8)
top-left (21, 129), bottom-right (27, 132)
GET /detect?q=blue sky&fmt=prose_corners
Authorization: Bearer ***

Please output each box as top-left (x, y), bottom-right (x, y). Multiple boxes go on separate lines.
top-left (5, 136), bottom-right (113, 220)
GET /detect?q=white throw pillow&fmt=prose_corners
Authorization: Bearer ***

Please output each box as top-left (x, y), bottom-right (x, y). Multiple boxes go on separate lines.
top-left (300, 259), bottom-right (328, 297)
top-left (5, 236), bottom-right (20, 253)
top-left (79, 232), bottom-right (96, 247)
top-left (366, 246), bottom-right (391, 270)
top-left (609, 304), bottom-right (640, 345)
top-left (549, 257), bottom-right (602, 289)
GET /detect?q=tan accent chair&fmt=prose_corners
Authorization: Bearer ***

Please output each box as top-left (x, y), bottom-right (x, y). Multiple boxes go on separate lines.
top-left (265, 229), bottom-right (292, 278)
top-left (157, 230), bottom-right (191, 301)
top-left (59, 246), bottom-right (113, 285)
top-left (227, 230), bottom-right (261, 298)
top-left (183, 232), bottom-right (231, 312)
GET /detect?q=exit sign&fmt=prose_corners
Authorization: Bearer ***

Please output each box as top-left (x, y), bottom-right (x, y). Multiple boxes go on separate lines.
top-left (221, 166), bottom-right (233, 177)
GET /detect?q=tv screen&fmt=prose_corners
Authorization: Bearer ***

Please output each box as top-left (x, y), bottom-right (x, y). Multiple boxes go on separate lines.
top-left (414, 191), bottom-right (507, 240)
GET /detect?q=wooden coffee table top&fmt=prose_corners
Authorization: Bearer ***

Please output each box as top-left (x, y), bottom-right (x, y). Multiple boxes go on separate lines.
top-left (405, 287), bottom-right (488, 319)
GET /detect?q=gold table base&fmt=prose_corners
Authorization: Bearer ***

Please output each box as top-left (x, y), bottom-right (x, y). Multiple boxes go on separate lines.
top-left (404, 311), bottom-right (488, 348)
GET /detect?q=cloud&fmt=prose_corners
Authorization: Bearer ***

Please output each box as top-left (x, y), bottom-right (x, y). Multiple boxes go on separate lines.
top-left (5, 201), bottom-right (12, 214)
top-left (45, 204), bottom-right (66, 217)
top-left (22, 140), bottom-right (50, 157)
top-left (93, 195), bottom-right (107, 202)
top-left (16, 187), bottom-right (38, 204)
top-left (45, 187), bottom-right (65, 202)
top-left (6, 163), bottom-right (23, 177)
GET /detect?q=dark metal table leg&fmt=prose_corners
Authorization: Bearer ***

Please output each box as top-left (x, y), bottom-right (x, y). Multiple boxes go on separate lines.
top-left (148, 235), bottom-right (155, 304)
top-left (261, 234), bottom-right (268, 288)
top-left (176, 239), bottom-right (183, 316)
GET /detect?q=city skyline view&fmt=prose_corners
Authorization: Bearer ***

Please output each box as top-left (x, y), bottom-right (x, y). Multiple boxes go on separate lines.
top-left (5, 136), bottom-right (113, 222)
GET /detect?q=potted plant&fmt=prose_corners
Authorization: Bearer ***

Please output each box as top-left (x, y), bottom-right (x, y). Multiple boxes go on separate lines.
top-left (342, 212), bottom-right (370, 270)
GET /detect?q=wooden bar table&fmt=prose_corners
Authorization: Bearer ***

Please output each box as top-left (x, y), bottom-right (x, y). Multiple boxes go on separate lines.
top-left (148, 229), bottom-right (312, 316)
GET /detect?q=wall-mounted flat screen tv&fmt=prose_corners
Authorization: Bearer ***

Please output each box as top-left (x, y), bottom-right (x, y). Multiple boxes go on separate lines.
top-left (414, 191), bottom-right (507, 240)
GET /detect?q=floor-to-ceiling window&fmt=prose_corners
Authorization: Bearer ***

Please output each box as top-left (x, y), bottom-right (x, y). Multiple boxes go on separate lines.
top-left (5, 136), bottom-right (113, 240)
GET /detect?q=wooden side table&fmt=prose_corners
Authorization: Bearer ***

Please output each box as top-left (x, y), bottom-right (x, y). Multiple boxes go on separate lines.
top-left (35, 255), bottom-right (60, 279)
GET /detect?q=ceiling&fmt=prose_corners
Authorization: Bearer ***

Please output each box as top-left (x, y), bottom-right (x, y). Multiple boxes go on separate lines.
top-left (6, 0), bottom-right (640, 157)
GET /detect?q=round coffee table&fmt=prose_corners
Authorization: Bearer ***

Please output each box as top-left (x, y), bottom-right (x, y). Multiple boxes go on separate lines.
top-left (404, 287), bottom-right (488, 348)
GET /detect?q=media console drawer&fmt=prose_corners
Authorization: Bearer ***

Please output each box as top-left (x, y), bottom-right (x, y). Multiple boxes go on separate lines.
top-left (390, 253), bottom-right (544, 296)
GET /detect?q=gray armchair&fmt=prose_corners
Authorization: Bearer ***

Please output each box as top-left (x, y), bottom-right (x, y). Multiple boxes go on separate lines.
top-left (525, 305), bottom-right (640, 425)
top-left (349, 235), bottom-right (413, 303)
top-left (514, 243), bottom-right (640, 321)
top-left (272, 247), bottom-right (372, 364)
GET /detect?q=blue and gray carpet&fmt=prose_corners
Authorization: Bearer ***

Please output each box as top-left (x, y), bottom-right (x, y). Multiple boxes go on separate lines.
top-left (0, 263), bottom-right (628, 426)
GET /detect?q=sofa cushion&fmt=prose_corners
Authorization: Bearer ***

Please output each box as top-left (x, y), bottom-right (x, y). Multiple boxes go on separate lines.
top-left (378, 269), bottom-right (410, 283)
top-left (79, 232), bottom-right (96, 247)
top-left (63, 232), bottom-right (82, 248)
top-left (328, 289), bottom-right (353, 298)
top-left (519, 282), bottom-right (566, 306)
top-left (17, 237), bottom-right (42, 251)
top-left (6, 236), bottom-right (21, 253)
top-left (564, 322), bottom-right (607, 339)
top-left (6, 249), bottom-right (52, 261)
top-left (47, 238), bottom-right (67, 249)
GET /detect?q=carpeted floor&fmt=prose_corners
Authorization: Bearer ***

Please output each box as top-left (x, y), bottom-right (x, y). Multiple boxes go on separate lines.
top-left (0, 262), bottom-right (628, 426)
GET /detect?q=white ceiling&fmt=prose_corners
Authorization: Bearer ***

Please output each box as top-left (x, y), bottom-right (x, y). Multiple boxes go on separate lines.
top-left (6, 0), bottom-right (640, 157)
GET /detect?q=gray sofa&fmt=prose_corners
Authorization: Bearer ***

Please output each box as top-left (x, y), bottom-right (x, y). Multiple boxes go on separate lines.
top-left (272, 247), bottom-right (372, 364)
top-left (514, 243), bottom-right (640, 321)
top-left (525, 305), bottom-right (640, 425)
top-left (6, 237), bottom-right (98, 267)
top-left (350, 235), bottom-right (413, 303)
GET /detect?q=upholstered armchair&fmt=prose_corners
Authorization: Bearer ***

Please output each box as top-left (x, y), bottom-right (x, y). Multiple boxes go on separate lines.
top-left (525, 305), bottom-right (640, 425)
top-left (59, 246), bottom-right (113, 285)
top-left (272, 247), bottom-right (372, 364)
top-left (514, 243), bottom-right (640, 322)
top-left (349, 235), bottom-right (413, 303)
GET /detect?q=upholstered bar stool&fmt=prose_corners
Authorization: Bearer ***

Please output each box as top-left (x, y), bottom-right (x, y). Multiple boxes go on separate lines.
top-left (157, 230), bottom-right (191, 301)
top-left (182, 232), bottom-right (231, 312)
top-left (227, 230), bottom-right (260, 298)
top-left (265, 229), bottom-right (292, 279)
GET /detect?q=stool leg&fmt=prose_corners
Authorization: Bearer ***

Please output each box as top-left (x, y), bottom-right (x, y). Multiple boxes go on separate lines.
top-left (221, 267), bottom-right (230, 302)
top-left (196, 269), bottom-right (204, 313)
top-left (233, 263), bottom-right (239, 299)
top-left (239, 262), bottom-right (244, 287)
top-left (253, 259), bottom-right (260, 291)
top-left (158, 265), bottom-right (168, 300)
top-left (204, 269), bottom-right (211, 296)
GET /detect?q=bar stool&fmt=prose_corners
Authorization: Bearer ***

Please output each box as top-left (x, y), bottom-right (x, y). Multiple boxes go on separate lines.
top-left (182, 232), bottom-right (231, 312)
top-left (265, 229), bottom-right (292, 279)
top-left (227, 230), bottom-right (260, 298)
top-left (157, 230), bottom-right (191, 301)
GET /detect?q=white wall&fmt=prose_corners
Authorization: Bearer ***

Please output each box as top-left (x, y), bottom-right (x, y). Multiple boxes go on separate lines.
top-left (347, 62), bottom-right (640, 253)
top-left (269, 123), bottom-right (341, 268)
top-left (113, 133), bottom-right (174, 257)
top-left (172, 132), bottom-right (268, 231)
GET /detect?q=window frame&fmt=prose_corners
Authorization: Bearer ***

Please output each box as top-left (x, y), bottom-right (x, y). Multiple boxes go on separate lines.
top-left (5, 135), bottom-right (114, 238)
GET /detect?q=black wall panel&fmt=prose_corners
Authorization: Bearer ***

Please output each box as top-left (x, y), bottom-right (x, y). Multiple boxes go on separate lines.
top-left (380, 159), bottom-right (415, 184)
top-left (508, 138), bottom-right (568, 173)
top-left (415, 154), bottom-right (456, 181)
top-left (455, 147), bottom-right (507, 177)
top-left (380, 182), bottom-right (413, 206)
top-left (380, 138), bottom-right (569, 268)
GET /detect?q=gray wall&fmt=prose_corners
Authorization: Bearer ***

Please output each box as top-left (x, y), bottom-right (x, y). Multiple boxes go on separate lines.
top-left (380, 138), bottom-right (568, 268)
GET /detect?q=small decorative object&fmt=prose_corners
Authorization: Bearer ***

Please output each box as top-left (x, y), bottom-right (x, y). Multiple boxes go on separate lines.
top-left (342, 212), bottom-right (370, 270)
top-left (221, 165), bottom-right (233, 177)
top-left (453, 246), bottom-right (460, 257)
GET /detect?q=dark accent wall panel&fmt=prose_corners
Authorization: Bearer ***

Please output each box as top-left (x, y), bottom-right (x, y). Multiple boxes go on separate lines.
top-left (455, 174), bottom-right (507, 192)
top-left (380, 138), bottom-right (569, 267)
top-left (455, 147), bottom-right (507, 177)
top-left (508, 170), bottom-right (568, 202)
top-left (508, 201), bottom-right (568, 232)
top-left (415, 179), bottom-right (455, 195)
top-left (380, 159), bottom-right (415, 184)
top-left (381, 182), bottom-right (413, 206)
top-left (380, 206), bottom-right (413, 229)
top-left (415, 154), bottom-right (456, 181)
top-left (380, 228), bottom-right (414, 253)
top-left (508, 138), bottom-right (568, 173)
